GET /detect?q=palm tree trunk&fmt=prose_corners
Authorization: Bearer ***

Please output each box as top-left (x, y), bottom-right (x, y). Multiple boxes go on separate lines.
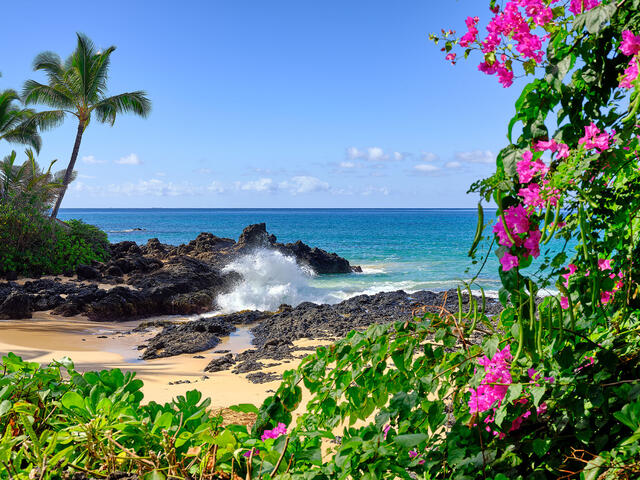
top-left (50, 120), bottom-right (85, 220)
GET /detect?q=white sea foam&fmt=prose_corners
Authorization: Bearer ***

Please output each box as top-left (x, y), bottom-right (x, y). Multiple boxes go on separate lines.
top-left (216, 249), bottom-right (336, 313)
top-left (358, 265), bottom-right (388, 274)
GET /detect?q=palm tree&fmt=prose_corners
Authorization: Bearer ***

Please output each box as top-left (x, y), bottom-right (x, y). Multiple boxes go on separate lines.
top-left (0, 149), bottom-right (69, 208)
top-left (22, 33), bottom-right (151, 219)
top-left (0, 88), bottom-right (42, 152)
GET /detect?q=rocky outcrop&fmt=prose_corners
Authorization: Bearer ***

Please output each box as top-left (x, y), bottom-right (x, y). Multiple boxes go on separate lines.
top-left (142, 317), bottom-right (236, 359)
top-left (139, 289), bottom-right (501, 368)
top-left (233, 223), bottom-right (357, 274)
top-left (0, 291), bottom-right (32, 319)
top-left (0, 224), bottom-right (356, 320)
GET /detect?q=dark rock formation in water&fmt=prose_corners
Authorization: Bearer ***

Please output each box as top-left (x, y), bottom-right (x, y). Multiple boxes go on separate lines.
top-left (0, 224), bottom-right (356, 321)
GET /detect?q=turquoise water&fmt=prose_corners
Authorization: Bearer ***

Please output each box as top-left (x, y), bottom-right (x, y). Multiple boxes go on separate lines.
top-left (57, 208), bottom-right (542, 309)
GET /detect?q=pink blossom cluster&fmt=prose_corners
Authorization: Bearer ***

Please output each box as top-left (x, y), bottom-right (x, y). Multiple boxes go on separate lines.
top-left (619, 31), bottom-right (640, 89)
top-left (471, 0), bottom-right (556, 87)
top-left (492, 205), bottom-right (542, 271)
top-left (468, 345), bottom-right (513, 413)
top-left (469, 349), bottom-right (554, 438)
top-left (460, 16), bottom-right (480, 47)
top-left (568, 0), bottom-right (601, 16)
top-left (516, 148), bottom-right (563, 210)
top-left (559, 260), bottom-right (624, 308)
top-left (479, 58), bottom-right (515, 87)
top-left (578, 123), bottom-right (611, 152)
top-left (481, 2), bottom-right (548, 61)
top-left (534, 139), bottom-right (570, 159)
top-left (261, 422), bottom-right (287, 441)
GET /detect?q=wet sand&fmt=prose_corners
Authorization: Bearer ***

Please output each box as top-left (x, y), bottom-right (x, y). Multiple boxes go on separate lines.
top-left (0, 312), bottom-right (316, 407)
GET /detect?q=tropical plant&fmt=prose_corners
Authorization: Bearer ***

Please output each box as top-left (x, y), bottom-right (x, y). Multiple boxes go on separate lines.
top-left (0, 149), bottom-right (68, 208)
top-left (22, 33), bottom-right (151, 219)
top-left (0, 88), bottom-right (41, 152)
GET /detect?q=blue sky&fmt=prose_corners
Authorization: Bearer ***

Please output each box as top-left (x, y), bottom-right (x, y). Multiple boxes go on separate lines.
top-left (1, 0), bottom-right (522, 208)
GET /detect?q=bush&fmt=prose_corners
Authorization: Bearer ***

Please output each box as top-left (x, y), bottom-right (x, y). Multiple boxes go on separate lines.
top-left (0, 198), bottom-right (110, 276)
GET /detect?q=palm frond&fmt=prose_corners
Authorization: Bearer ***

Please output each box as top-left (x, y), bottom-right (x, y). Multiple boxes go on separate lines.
top-left (86, 46), bottom-right (116, 101)
top-left (93, 91), bottom-right (151, 125)
top-left (23, 110), bottom-right (67, 132)
top-left (0, 89), bottom-right (43, 152)
top-left (23, 80), bottom-right (75, 109)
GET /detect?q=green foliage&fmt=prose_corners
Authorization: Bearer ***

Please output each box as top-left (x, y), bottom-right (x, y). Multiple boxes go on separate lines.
top-left (0, 202), bottom-right (109, 275)
top-left (3, 2), bottom-right (640, 479)
top-left (0, 149), bottom-right (67, 208)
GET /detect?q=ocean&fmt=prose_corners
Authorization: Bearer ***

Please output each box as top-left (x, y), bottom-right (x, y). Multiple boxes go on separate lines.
top-left (58, 208), bottom-right (559, 312)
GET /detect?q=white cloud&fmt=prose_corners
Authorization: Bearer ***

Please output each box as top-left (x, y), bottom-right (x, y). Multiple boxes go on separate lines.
top-left (155, 172), bottom-right (166, 177)
top-left (421, 152), bottom-right (438, 162)
top-left (238, 178), bottom-right (275, 192)
top-left (413, 164), bottom-right (440, 173)
top-left (393, 152), bottom-right (409, 161)
top-left (339, 161), bottom-right (357, 169)
top-left (455, 150), bottom-right (495, 164)
top-left (347, 146), bottom-right (390, 162)
top-left (108, 178), bottom-right (200, 196)
top-left (195, 168), bottom-right (213, 175)
top-left (445, 161), bottom-right (462, 169)
top-left (361, 185), bottom-right (390, 196)
top-left (81, 155), bottom-right (104, 164)
top-left (280, 176), bottom-right (330, 194)
top-left (115, 153), bottom-right (142, 165)
top-left (207, 181), bottom-right (225, 193)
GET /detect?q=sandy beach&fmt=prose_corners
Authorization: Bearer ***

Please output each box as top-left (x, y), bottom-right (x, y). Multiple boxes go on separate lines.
top-left (0, 312), bottom-right (315, 408)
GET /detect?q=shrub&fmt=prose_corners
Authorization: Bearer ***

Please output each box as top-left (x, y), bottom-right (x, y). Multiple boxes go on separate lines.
top-left (0, 198), bottom-right (110, 276)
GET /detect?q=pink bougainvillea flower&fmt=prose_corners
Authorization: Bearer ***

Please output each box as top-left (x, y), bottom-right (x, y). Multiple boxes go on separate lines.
top-left (556, 143), bottom-right (570, 159)
top-left (459, 16), bottom-right (479, 47)
top-left (569, 0), bottom-right (601, 16)
top-left (504, 205), bottom-right (530, 234)
top-left (243, 448), bottom-right (260, 458)
top-left (493, 219), bottom-right (515, 247)
top-left (382, 424), bottom-right (391, 439)
top-left (518, 183), bottom-right (544, 208)
top-left (620, 58), bottom-right (639, 89)
top-left (620, 30), bottom-right (640, 56)
top-left (497, 64), bottom-right (514, 87)
top-left (534, 139), bottom-right (558, 152)
top-left (601, 290), bottom-right (613, 304)
top-left (500, 252), bottom-right (520, 271)
top-left (468, 345), bottom-right (513, 414)
top-left (560, 296), bottom-right (569, 310)
top-left (598, 258), bottom-right (613, 271)
top-left (408, 450), bottom-right (419, 458)
top-left (261, 423), bottom-right (287, 441)
top-left (578, 122), bottom-right (610, 152)
top-left (524, 229), bottom-right (541, 258)
top-left (536, 402), bottom-right (548, 415)
top-left (445, 52), bottom-right (457, 64)
top-left (509, 410), bottom-right (532, 432)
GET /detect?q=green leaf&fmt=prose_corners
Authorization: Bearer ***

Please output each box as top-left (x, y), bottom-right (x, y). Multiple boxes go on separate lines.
top-left (532, 438), bottom-right (551, 458)
top-left (143, 471), bottom-right (166, 480)
top-left (393, 433), bottom-right (428, 448)
top-left (61, 391), bottom-right (84, 410)
top-left (482, 337), bottom-right (499, 358)
top-left (530, 386), bottom-right (545, 407)
top-left (0, 400), bottom-right (11, 416)
top-left (229, 403), bottom-right (259, 414)
top-left (152, 411), bottom-right (173, 434)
